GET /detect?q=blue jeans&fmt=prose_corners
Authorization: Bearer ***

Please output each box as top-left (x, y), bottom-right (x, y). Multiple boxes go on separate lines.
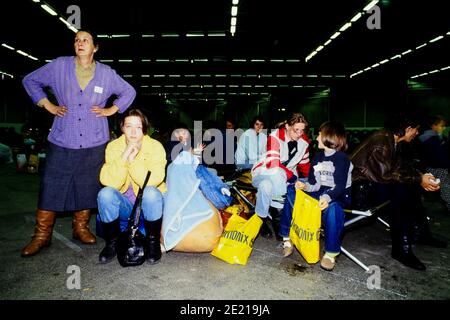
top-left (252, 169), bottom-right (287, 218)
top-left (280, 185), bottom-right (351, 254)
top-left (97, 186), bottom-right (163, 223)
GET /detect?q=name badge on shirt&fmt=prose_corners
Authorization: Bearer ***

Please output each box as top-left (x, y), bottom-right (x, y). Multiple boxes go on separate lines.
top-left (94, 86), bottom-right (104, 94)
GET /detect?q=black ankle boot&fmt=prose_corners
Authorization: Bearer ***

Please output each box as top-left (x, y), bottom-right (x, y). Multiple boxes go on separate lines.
top-left (269, 207), bottom-right (282, 241)
top-left (144, 218), bottom-right (162, 265)
top-left (412, 220), bottom-right (447, 248)
top-left (99, 219), bottom-right (120, 264)
top-left (259, 217), bottom-right (273, 239)
top-left (391, 234), bottom-right (426, 271)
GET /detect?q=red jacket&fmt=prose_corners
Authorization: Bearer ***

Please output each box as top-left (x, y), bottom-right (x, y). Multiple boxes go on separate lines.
top-left (252, 128), bottom-right (310, 180)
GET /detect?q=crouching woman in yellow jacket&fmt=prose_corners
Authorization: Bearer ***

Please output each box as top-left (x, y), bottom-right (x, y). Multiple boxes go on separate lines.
top-left (97, 108), bottom-right (167, 264)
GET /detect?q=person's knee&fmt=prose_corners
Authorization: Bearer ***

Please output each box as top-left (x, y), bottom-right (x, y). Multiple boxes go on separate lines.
top-left (143, 186), bottom-right (163, 203)
top-left (97, 187), bottom-right (117, 204)
top-left (142, 187), bottom-right (163, 220)
top-left (324, 202), bottom-right (344, 220)
top-left (258, 179), bottom-right (273, 195)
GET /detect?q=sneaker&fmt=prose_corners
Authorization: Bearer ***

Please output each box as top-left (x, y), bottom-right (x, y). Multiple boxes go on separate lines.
top-left (282, 240), bottom-right (294, 257)
top-left (320, 254), bottom-right (335, 271)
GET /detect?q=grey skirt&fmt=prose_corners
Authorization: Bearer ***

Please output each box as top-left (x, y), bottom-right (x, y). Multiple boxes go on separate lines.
top-left (38, 142), bottom-right (106, 211)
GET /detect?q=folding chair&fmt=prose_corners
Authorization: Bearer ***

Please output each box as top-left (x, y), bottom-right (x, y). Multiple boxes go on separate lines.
top-left (340, 201), bottom-right (391, 271)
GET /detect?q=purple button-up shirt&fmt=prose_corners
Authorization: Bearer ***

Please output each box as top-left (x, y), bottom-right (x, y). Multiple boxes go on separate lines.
top-left (22, 56), bottom-right (136, 149)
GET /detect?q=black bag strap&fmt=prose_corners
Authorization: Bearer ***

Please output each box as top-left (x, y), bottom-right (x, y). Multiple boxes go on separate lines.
top-left (128, 171), bottom-right (151, 229)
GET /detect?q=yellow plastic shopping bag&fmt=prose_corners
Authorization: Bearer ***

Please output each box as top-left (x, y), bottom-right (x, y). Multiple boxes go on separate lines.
top-left (211, 213), bottom-right (263, 265)
top-left (289, 189), bottom-right (321, 264)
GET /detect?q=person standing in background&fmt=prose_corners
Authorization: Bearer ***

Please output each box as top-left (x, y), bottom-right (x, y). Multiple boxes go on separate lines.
top-left (235, 116), bottom-right (267, 170)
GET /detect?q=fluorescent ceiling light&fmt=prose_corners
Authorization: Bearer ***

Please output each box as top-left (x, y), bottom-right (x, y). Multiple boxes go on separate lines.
top-left (122, 75), bottom-right (132, 78)
top-left (270, 59), bottom-right (284, 62)
top-left (364, 67), bottom-right (372, 71)
top-left (16, 50), bottom-right (29, 57)
top-left (251, 59), bottom-right (264, 62)
top-left (339, 23), bottom-right (351, 32)
top-left (401, 49), bottom-right (413, 55)
top-left (419, 72), bottom-right (428, 77)
top-left (230, 25), bottom-right (236, 34)
top-left (429, 70), bottom-right (439, 74)
top-left (186, 32), bottom-right (204, 38)
top-left (208, 32), bottom-right (226, 37)
top-left (1, 43), bottom-right (15, 50)
top-left (316, 45), bottom-right (324, 52)
top-left (169, 74), bottom-right (181, 77)
top-left (175, 59), bottom-right (189, 62)
top-left (363, 0), bottom-right (379, 12)
top-left (231, 17), bottom-right (237, 26)
top-left (232, 0), bottom-right (239, 5)
top-left (100, 59), bottom-right (113, 62)
top-left (231, 6), bottom-right (238, 16)
top-left (390, 55), bottom-right (401, 60)
top-left (410, 75), bottom-right (419, 79)
top-left (141, 59), bottom-right (151, 62)
top-left (141, 75), bottom-right (150, 77)
top-left (111, 34), bottom-right (130, 38)
top-left (59, 17), bottom-right (72, 28)
top-left (371, 63), bottom-right (380, 68)
top-left (232, 59), bottom-right (246, 62)
top-left (415, 43), bottom-right (427, 50)
top-left (441, 66), bottom-right (450, 71)
top-left (41, 4), bottom-right (57, 16)
top-left (161, 33), bottom-right (179, 37)
top-left (118, 59), bottom-right (132, 62)
top-left (324, 39), bottom-right (332, 46)
top-left (351, 12), bottom-right (362, 22)
top-left (379, 59), bottom-right (389, 64)
top-left (429, 35), bottom-right (444, 43)
top-left (98, 35), bottom-right (110, 38)
top-left (0, 70), bottom-right (14, 78)
top-left (286, 59), bottom-right (300, 62)
top-left (142, 34), bottom-right (155, 38)
top-left (68, 25), bottom-right (78, 33)
top-left (330, 32), bottom-right (341, 39)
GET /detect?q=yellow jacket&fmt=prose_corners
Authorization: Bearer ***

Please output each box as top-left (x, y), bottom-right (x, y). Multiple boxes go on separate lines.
top-left (100, 135), bottom-right (167, 195)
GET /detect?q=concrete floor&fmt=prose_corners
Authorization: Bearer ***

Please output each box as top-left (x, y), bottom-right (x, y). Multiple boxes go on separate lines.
top-left (1, 162), bottom-right (450, 301)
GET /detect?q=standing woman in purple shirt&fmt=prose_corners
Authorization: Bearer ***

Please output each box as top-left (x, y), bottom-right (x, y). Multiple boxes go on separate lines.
top-left (21, 30), bottom-right (136, 257)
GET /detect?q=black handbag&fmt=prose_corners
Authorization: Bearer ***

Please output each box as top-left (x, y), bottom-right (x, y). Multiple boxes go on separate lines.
top-left (116, 171), bottom-right (151, 267)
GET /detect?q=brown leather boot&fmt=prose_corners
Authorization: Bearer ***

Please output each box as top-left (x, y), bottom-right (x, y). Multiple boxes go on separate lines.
top-left (21, 210), bottom-right (56, 257)
top-left (72, 210), bottom-right (96, 244)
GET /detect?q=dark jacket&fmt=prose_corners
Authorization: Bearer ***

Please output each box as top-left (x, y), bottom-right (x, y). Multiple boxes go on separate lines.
top-left (418, 130), bottom-right (450, 169)
top-left (350, 130), bottom-right (422, 185)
